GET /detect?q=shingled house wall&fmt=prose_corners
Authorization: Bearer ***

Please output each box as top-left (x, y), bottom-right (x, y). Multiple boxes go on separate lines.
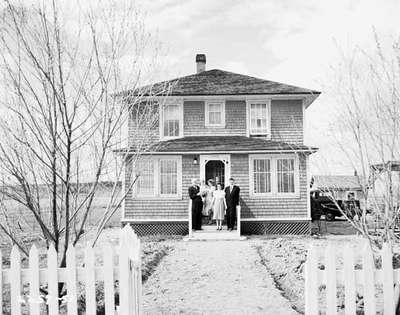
top-left (123, 152), bottom-right (310, 235)
top-left (127, 99), bottom-right (304, 146)
top-left (271, 99), bottom-right (303, 144)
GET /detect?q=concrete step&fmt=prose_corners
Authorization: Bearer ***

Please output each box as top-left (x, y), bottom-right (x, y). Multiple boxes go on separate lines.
top-left (184, 231), bottom-right (246, 241)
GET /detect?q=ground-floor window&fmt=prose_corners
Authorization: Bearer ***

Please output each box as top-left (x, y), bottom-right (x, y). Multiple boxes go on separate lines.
top-left (249, 154), bottom-right (299, 196)
top-left (134, 156), bottom-right (182, 198)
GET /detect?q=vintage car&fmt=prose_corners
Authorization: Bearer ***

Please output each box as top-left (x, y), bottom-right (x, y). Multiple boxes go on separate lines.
top-left (310, 190), bottom-right (361, 221)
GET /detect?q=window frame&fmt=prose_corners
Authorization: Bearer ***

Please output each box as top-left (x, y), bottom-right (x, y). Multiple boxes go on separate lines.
top-left (246, 99), bottom-right (271, 137)
top-left (205, 100), bottom-right (225, 127)
top-left (249, 154), bottom-right (299, 198)
top-left (133, 155), bottom-right (182, 199)
top-left (160, 100), bottom-right (184, 140)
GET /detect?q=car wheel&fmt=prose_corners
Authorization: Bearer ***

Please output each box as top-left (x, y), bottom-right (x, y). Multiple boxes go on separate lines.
top-left (326, 212), bottom-right (335, 221)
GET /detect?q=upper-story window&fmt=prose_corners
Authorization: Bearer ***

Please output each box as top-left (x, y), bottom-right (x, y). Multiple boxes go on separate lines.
top-left (161, 102), bottom-right (183, 139)
top-left (247, 100), bottom-right (271, 136)
top-left (205, 101), bottom-right (225, 127)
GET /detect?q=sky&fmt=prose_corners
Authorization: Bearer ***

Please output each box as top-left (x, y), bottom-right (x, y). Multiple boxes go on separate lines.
top-left (137, 0), bottom-right (400, 175)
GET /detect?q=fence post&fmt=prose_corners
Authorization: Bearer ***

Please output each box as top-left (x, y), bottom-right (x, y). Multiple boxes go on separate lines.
top-left (304, 244), bottom-right (318, 315)
top-left (29, 245), bottom-right (40, 315)
top-left (188, 200), bottom-right (193, 238)
top-left (343, 244), bottom-right (356, 315)
top-left (48, 245), bottom-right (59, 315)
top-left (119, 225), bottom-right (142, 315)
top-left (325, 243), bottom-right (336, 315)
top-left (382, 243), bottom-right (395, 315)
top-left (10, 246), bottom-right (21, 315)
top-left (363, 242), bottom-right (376, 315)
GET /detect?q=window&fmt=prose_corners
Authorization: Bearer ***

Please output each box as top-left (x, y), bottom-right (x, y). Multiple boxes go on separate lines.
top-left (253, 159), bottom-right (271, 193)
top-left (277, 159), bottom-right (295, 193)
top-left (250, 155), bottom-right (298, 196)
top-left (205, 101), bottom-right (225, 127)
top-left (136, 159), bottom-right (154, 196)
top-left (248, 101), bottom-right (270, 135)
top-left (162, 103), bottom-right (182, 139)
top-left (134, 156), bottom-right (181, 198)
top-left (160, 159), bottom-right (178, 195)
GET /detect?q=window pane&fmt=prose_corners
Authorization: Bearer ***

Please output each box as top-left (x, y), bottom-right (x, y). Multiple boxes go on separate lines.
top-left (160, 159), bottom-right (178, 195)
top-left (253, 159), bottom-right (271, 193)
top-left (250, 103), bottom-right (268, 134)
top-left (164, 105), bottom-right (180, 137)
top-left (207, 103), bottom-right (222, 125)
top-left (277, 159), bottom-right (295, 193)
top-left (136, 160), bottom-right (154, 195)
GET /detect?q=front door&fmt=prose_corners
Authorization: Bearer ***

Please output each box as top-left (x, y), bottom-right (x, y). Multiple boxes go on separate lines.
top-left (205, 160), bottom-right (225, 187)
top-left (200, 154), bottom-right (230, 187)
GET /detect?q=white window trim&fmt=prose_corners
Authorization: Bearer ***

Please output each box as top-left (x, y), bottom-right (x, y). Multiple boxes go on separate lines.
top-left (133, 155), bottom-right (182, 199)
top-left (246, 99), bottom-right (271, 138)
top-left (249, 154), bottom-right (300, 198)
top-left (205, 100), bottom-right (225, 127)
top-left (159, 100), bottom-right (184, 140)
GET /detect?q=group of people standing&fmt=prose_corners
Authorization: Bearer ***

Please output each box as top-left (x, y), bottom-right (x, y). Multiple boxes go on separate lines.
top-left (188, 177), bottom-right (240, 231)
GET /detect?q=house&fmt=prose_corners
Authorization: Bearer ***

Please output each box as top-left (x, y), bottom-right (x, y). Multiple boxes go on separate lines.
top-left (311, 175), bottom-right (365, 201)
top-left (121, 54), bottom-right (320, 235)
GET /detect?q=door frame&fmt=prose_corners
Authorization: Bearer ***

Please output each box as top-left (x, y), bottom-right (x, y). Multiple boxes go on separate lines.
top-left (200, 154), bottom-right (231, 187)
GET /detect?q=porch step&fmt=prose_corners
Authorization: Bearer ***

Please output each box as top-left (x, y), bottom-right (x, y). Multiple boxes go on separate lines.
top-left (184, 231), bottom-right (246, 241)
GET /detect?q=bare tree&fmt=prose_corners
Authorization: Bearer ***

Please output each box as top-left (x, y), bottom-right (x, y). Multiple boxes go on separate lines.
top-left (0, 0), bottom-right (170, 267)
top-left (323, 32), bottom-right (400, 248)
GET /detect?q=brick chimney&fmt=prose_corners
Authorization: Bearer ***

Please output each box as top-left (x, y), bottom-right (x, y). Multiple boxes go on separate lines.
top-left (196, 54), bottom-right (206, 73)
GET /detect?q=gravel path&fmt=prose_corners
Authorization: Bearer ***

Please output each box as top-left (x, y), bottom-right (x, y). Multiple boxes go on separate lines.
top-left (143, 240), bottom-right (298, 315)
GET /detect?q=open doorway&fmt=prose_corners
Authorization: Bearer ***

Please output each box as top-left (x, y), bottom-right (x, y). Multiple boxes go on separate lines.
top-left (205, 160), bottom-right (225, 188)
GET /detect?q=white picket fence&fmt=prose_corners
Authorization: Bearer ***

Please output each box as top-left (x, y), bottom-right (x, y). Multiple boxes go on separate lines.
top-left (0, 225), bottom-right (142, 315)
top-left (305, 242), bottom-right (398, 314)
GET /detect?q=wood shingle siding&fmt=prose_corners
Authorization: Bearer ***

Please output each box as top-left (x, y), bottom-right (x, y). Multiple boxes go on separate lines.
top-left (183, 100), bottom-right (246, 136)
top-left (230, 154), bottom-right (308, 218)
top-left (123, 152), bottom-right (309, 221)
top-left (271, 99), bottom-right (303, 144)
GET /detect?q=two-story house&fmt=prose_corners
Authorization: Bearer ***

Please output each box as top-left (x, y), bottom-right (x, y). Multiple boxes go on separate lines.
top-left (121, 54), bottom-right (320, 236)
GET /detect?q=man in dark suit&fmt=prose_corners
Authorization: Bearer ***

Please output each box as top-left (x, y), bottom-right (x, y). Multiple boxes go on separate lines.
top-left (224, 177), bottom-right (240, 231)
top-left (188, 178), bottom-right (203, 230)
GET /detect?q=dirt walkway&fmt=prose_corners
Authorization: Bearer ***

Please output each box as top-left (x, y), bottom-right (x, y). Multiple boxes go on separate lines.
top-left (143, 240), bottom-right (298, 315)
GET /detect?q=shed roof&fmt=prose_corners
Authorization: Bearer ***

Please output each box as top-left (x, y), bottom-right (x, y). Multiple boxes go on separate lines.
top-left (312, 175), bottom-right (363, 191)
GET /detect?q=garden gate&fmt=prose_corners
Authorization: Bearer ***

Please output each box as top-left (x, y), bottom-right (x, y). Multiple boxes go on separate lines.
top-left (0, 225), bottom-right (142, 315)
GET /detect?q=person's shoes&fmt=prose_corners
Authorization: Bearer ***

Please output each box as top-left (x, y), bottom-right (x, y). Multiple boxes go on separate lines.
top-left (228, 228), bottom-right (232, 231)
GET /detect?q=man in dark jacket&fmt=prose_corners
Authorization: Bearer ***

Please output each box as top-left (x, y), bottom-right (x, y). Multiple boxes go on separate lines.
top-left (224, 177), bottom-right (240, 231)
top-left (188, 178), bottom-right (203, 230)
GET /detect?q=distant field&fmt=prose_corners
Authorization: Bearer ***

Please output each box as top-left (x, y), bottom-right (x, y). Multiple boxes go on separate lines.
top-left (0, 186), bottom-right (122, 242)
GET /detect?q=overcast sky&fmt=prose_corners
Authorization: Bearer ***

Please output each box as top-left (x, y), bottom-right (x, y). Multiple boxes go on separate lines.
top-left (138, 0), bottom-right (399, 175)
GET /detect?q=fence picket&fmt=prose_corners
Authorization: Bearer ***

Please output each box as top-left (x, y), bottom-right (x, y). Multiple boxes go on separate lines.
top-left (66, 244), bottom-right (78, 315)
top-left (382, 243), bottom-right (395, 315)
top-left (0, 249), bottom-right (2, 315)
top-left (325, 243), bottom-right (337, 315)
top-left (362, 242), bottom-right (376, 315)
top-left (29, 245), bottom-right (40, 315)
top-left (304, 244), bottom-right (318, 315)
top-left (103, 243), bottom-right (115, 315)
top-left (343, 244), bottom-right (356, 315)
top-left (47, 244), bottom-right (59, 315)
top-left (10, 246), bottom-right (21, 315)
top-left (85, 245), bottom-right (96, 315)
top-left (1, 227), bottom-right (142, 315)
top-left (119, 225), bottom-right (132, 314)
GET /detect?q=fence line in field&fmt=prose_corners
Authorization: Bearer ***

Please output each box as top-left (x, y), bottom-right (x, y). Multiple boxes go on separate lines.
top-left (305, 242), bottom-right (398, 315)
top-left (1, 225), bottom-right (142, 315)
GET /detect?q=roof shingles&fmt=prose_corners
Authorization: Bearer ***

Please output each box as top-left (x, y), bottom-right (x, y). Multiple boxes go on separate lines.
top-left (142, 136), bottom-right (317, 153)
top-left (130, 69), bottom-right (321, 97)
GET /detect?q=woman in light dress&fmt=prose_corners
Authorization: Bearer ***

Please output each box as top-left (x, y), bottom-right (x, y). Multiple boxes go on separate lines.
top-left (202, 179), bottom-right (216, 224)
top-left (211, 183), bottom-right (227, 230)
